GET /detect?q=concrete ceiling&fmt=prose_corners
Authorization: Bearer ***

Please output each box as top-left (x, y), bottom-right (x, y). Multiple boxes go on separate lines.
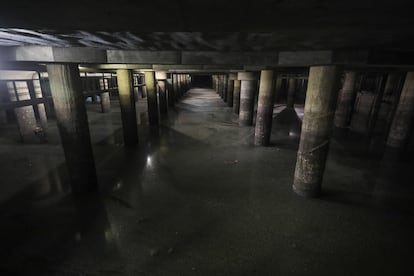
top-left (0, 0), bottom-right (414, 52)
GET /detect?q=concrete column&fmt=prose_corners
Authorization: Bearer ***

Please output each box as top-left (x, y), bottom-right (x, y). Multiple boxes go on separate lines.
top-left (273, 76), bottom-right (283, 104)
top-left (144, 71), bottom-right (159, 125)
top-left (223, 75), bottom-right (228, 102)
top-left (177, 74), bottom-right (182, 96)
top-left (386, 72), bottom-right (414, 148)
top-left (39, 78), bottom-right (56, 119)
top-left (167, 74), bottom-right (174, 107)
top-left (217, 75), bottom-right (222, 97)
top-left (133, 77), bottom-right (140, 101)
top-left (7, 81), bottom-right (39, 143)
top-left (176, 74), bottom-right (182, 98)
top-left (371, 74), bottom-right (403, 153)
top-left (116, 69), bottom-right (138, 146)
top-left (182, 74), bottom-right (187, 94)
top-left (287, 78), bottom-right (297, 108)
top-left (334, 71), bottom-right (357, 128)
top-left (141, 85), bottom-right (148, 99)
top-left (221, 75), bottom-right (225, 98)
top-left (227, 73), bottom-right (236, 107)
top-left (172, 74), bottom-right (179, 102)
top-left (254, 70), bottom-right (275, 146)
top-left (47, 64), bottom-right (98, 194)
top-left (293, 65), bottom-right (341, 198)
top-left (28, 80), bottom-right (48, 131)
top-left (156, 71), bottom-right (168, 115)
top-left (139, 75), bottom-right (147, 98)
top-left (238, 72), bottom-right (258, 126)
top-left (233, 79), bottom-right (241, 114)
top-left (383, 74), bottom-right (402, 128)
top-left (100, 92), bottom-right (111, 113)
top-left (214, 75), bottom-right (219, 93)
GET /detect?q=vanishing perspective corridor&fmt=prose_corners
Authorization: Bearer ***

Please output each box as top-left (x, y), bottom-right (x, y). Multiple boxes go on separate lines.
top-left (1, 87), bottom-right (413, 275)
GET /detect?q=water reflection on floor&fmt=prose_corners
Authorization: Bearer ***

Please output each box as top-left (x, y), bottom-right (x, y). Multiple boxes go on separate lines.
top-left (1, 88), bottom-right (413, 275)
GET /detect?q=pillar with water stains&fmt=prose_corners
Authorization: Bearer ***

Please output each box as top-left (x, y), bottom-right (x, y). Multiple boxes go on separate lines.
top-left (117, 69), bottom-right (138, 145)
top-left (100, 92), bottom-right (111, 113)
top-left (287, 78), bottom-right (297, 108)
top-left (167, 74), bottom-right (174, 107)
top-left (273, 75), bottom-right (283, 104)
top-left (145, 71), bottom-right (159, 125)
top-left (47, 63), bottom-right (98, 194)
top-left (386, 72), bottom-right (414, 149)
top-left (139, 74), bottom-right (147, 98)
top-left (334, 71), bottom-right (357, 128)
top-left (227, 73), bottom-right (236, 107)
top-left (156, 71), bottom-right (168, 116)
top-left (238, 72), bottom-right (258, 126)
top-left (223, 75), bottom-right (229, 102)
top-left (254, 70), bottom-right (275, 146)
top-left (233, 78), bottom-right (241, 114)
top-left (293, 65), bottom-right (341, 197)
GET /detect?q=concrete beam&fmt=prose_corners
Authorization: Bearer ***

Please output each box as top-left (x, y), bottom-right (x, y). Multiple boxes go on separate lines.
top-left (107, 50), bottom-right (180, 64)
top-left (278, 51), bottom-right (333, 66)
top-left (0, 70), bottom-right (39, 80)
top-left (0, 61), bottom-right (46, 71)
top-left (1, 46), bottom-right (107, 63)
top-left (182, 51), bottom-right (279, 66)
top-left (79, 64), bottom-right (152, 71)
top-left (3, 46), bottom-right (414, 67)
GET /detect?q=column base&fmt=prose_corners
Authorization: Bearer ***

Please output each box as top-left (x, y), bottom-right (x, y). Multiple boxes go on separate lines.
top-left (292, 183), bottom-right (321, 198)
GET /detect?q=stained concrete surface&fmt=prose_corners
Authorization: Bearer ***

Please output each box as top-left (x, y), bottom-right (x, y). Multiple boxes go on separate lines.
top-left (1, 88), bottom-right (414, 275)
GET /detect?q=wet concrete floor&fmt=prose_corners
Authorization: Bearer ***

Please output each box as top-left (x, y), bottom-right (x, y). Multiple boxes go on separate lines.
top-left (1, 88), bottom-right (414, 275)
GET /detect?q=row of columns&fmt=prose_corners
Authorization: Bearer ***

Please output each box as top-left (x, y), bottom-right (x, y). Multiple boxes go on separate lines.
top-left (214, 67), bottom-right (414, 198)
top-left (47, 66), bottom-right (191, 194)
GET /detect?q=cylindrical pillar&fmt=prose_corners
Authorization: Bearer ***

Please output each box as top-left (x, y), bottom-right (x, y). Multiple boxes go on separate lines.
top-left (334, 71), bottom-right (357, 128)
top-left (254, 70), bottom-right (275, 146)
top-left (227, 73), bottom-right (236, 107)
top-left (144, 71), bottom-right (159, 125)
top-left (182, 74), bottom-right (187, 94)
top-left (140, 75), bottom-right (147, 98)
top-left (238, 72), bottom-right (258, 126)
top-left (233, 79), bottom-right (241, 114)
top-left (223, 75), bottom-right (228, 102)
top-left (176, 74), bottom-right (182, 98)
top-left (287, 78), bottom-right (296, 108)
top-left (386, 72), bottom-right (414, 148)
top-left (28, 80), bottom-right (48, 131)
top-left (167, 74), bottom-right (174, 107)
top-left (100, 92), bottom-right (111, 113)
top-left (117, 69), bottom-right (138, 146)
top-left (218, 75), bottom-right (222, 98)
top-left (382, 74), bottom-right (402, 131)
top-left (214, 75), bottom-right (219, 93)
top-left (156, 71), bottom-right (168, 115)
top-left (47, 64), bottom-right (98, 194)
top-left (293, 65), bottom-right (341, 198)
top-left (273, 76), bottom-right (283, 104)
top-left (172, 74), bottom-right (179, 102)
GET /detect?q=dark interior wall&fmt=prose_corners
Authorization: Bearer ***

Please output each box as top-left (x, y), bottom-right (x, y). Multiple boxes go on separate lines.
top-left (192, 75), bottom-right (212, 88)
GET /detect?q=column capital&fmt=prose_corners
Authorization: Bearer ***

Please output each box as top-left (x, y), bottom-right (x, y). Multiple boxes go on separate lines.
top-left (228, 73), bottom-right (238, 80)
top-left (237, 72), bottom-right (259, 81)
top-left (155, 71), bottom-right (168, 80)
